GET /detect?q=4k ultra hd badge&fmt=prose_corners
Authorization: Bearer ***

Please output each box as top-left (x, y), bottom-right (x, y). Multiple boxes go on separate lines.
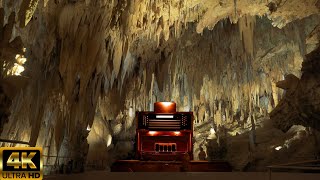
top-left (0, 147), bottom-right (43, 180)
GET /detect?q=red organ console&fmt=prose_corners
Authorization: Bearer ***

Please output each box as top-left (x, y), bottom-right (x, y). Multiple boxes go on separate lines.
top-left (136, 102), bottom-right (193, 161)
top-left (110, 102), bottom-right (232, 172)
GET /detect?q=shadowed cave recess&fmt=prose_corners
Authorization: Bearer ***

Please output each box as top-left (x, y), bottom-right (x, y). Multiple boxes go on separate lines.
top-left (0, 0), bottom-right (320, 173)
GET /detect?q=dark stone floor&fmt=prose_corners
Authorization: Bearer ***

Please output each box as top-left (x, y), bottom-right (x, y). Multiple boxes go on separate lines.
top-left (44, 171), bottom-right (320, 180)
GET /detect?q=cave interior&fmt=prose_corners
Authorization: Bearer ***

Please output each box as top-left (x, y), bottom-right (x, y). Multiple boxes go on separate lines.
top-left (0, 0), bottom-right (320, 175)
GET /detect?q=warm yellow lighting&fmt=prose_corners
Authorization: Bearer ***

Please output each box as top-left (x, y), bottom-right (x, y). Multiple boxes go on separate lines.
top-left (210, 128), bottom-right (216, 134)
top-left (86, 125), bottom-right (91, 131)
top-left (174, 131), bottom-right (181, 135)
top-left (8, 63), bottom-right (25, 76)
top-left (161, 102), bottom-right (173, 107)
top-left (107, 134), bottom-right (112, 147)
top-left (17, 57), bottom-right (27, 65)
top-left (6, 52), bottom-right (28, 76)
top-left (148, 131), bottom-right (157, 135)
top-left (15, 54), bottom-right (27, 64)
top-left (154, 102), bottom-right (176, 113)
top-left (156, 115), bottom-right (174, 118)
top-left (129, 107), bottom-right (134, 117)
top-left (275, 146), bottom-right (282, 151)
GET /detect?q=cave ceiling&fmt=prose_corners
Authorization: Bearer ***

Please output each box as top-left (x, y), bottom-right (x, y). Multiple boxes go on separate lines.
top-left (0, 0), bottom-right (319, 169)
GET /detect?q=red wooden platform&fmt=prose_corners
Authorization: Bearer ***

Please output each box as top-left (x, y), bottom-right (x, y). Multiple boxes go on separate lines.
top-left (110, 160), bottom-right (232, 172)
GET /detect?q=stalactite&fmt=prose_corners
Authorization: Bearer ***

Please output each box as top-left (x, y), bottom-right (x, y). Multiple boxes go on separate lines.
top-left (238, 15), bottom-right (256, 58)
top-left (18, 0), bottom-right (40, 27)
top-left (1, 0), bottom-right (319, 173)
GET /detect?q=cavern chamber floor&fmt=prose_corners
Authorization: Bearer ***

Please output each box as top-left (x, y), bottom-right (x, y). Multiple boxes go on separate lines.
top-left (44, 171), bottom-right (320, 180)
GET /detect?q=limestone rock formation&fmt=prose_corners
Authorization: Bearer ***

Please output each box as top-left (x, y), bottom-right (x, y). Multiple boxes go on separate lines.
top-left (0, 0), bottom-right (319, 173)
top-left (0, 7), bottom-right (28, 134)
top-left (271, 46), bottom-right (320, 132)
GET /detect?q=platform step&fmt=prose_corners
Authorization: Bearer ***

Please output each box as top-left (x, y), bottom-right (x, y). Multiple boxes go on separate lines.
top-left (110, 160), bottom-right (232, 172)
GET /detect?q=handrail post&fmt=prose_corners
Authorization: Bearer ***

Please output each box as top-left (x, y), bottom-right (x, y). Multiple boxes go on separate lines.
top-left (268, 168), bottom-right (272, 180)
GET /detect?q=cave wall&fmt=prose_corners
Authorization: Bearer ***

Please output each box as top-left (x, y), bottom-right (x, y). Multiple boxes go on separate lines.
top-left (0, 0), bottom-right (319, 173)
top-left (96, 15), bottom-right (320, 169)
top-left (1, 0), bottom-right (111, 173)
top-left (271, 46), bottom-right (320, 132)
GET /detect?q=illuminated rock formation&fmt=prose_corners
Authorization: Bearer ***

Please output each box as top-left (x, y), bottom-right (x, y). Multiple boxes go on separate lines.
top-left (271, 46), bottom-right (320, 132)
top-left (0, 0), bottom-right (319, 173)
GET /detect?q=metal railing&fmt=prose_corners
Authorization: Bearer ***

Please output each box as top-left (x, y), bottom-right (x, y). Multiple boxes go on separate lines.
top-left (43, 155), bottom-right (73, 175)
top-left (268, 159), bottom-right (320, 180)
top-left (0, 138), bottom-right (30, 146)
top-left (0, 140), bottom-right (106, 175)
top-left (85, 159), bottom-right (107, 170)
top-left (43, 155), bottom-right (107, 175)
